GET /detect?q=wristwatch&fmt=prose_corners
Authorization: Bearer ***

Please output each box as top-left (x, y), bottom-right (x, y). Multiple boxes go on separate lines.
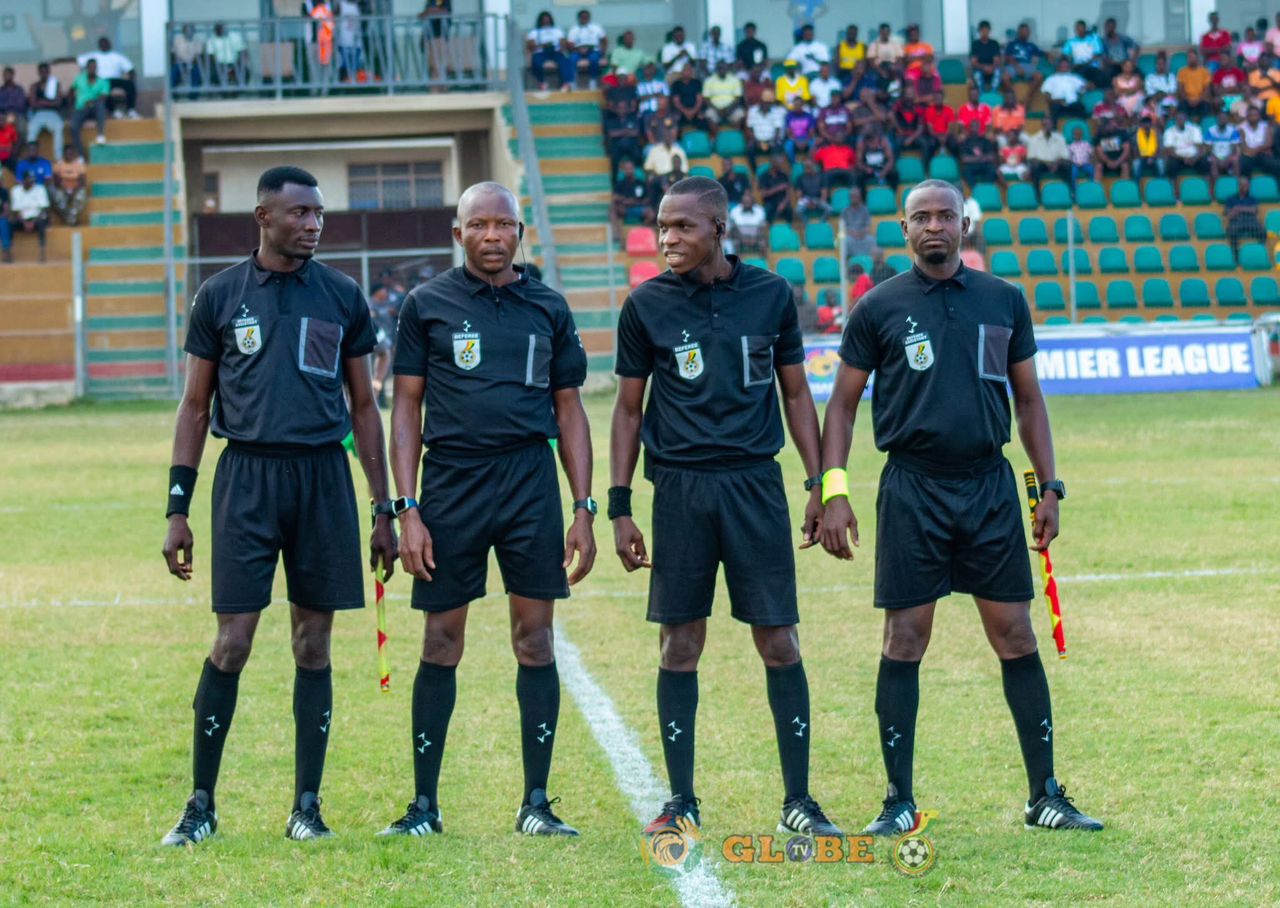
top-left (370, 499), bottom-right (396, 527)
top-left (1039, 480), bottom-right (1066, 501)
top-left (803, 475), bottom-right (823, 492)
top-left (392, 496), bottom-right (419, 517)
top-left (573, 496), bottom-right (598, 516)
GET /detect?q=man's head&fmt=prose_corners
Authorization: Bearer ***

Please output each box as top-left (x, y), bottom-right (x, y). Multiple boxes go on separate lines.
top-left (577, 9), bottom-right (590, 25)
top-left (906, 24), bottom-right (919, 41)
top-left (98, 36), bottom-right (112, 52)
top-left (847, 185), bottom-right (863, 206)
top-left (679, 63), bottom-right (694, 81)
top-left (656, 176), bottom-right (729, 276)
top-left (1248, 104), bottom-right (1262, 123)
top-left (1155, 51), bottom-right (1168, 71)
top-left (783, 59), bottom-right (798, 75)
top-left (1216, 109), bottom-right (1229, 126)
top-left (759, 89), bottom-right (774, 108)
top-left (1073, 19), bottom-right (1087, 37)
top-left (1209, 11), bottom-right (1219, 28)
top-left (743, 22), bottom-right (757, 38)
top-left (719, 156), bottom-right (735, 173)
top-left (978, 20), bottom-right (990, 38)
top-left (454, 181), bottom-right (522, 277)
top-left (63, 144), bottom-right (79, 161)
top-left (620, 30), bottom-right (634, 48)
top-left (21, 170), bottom-right (35, 189)
top-left (967, 85), bottom-right (979, 104)
top-left (715, 60), bottom-right (729, 77)
top-left (846, 25), bottom-right (858, 41)
top-left (878, 23), bottom-right (890, 39)
top-left (22, 142), bottom-right (38, 160)
top-left (671, 26), bottom-right (686, 43)
top-left (37, 62), bottom-right (50, 78)
top-left (819, 62), bottom-right (832, 79)
top-left (1174, 109), bottom-right (1188, 126)
top-left (2, 67), bottom-right (13, 85)
top-left (1238, 175), bottom-right (1251, 195)
top-left (642, 61), bottom-right (657, 79)
top-left (1055, 57), bottom-right (1072, 72)
top-left (902, 179), bottom-right (966, 265)
top-left (85, 59), bottom-right (98, 78)
top-left (213, 22), bottom-right (226, 36)
top-left (931, 90), bottom-right (945, 106)
top-left (790, 95), bottom-right (807, 112)
top-left (620, 158), bottom-right (636, 178)
top-left (1003, 88), bottom-right (1017, 107)
top-left (181, 23), bottom-right (195, 39)
top-left (709, 25), bottom-right (721, 42)
top-left (536, 11), bottom-right (553, 27)
top-left (256, 166), bottom-right (323, 260)
top-left (1104, 17), bottom-right (1116, 36)
top-left (800, 24), bottom-right (814, 42)
top-left (1017, 23), bottom-right (1031, 40)
top-left (741, 188), bottom-right (755, 208)
top-left (1187, 50), bottom-right (1200, 68)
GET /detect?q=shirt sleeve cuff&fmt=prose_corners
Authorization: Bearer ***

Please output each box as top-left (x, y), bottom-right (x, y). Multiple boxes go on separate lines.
top-left (614, 367), bottom-right (652, 378)
top-left (838, 351), bottom-right (876, 371)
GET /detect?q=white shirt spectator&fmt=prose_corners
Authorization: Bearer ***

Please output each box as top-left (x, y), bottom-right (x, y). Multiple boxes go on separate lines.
top-left (76, 49), bottom-right (134, 79)
top-left (660, 40), bottom-right (698, 70)
top-left (1267, 25), bottom-right (1280, 56)
top-left (729, 202), bottom-right (767, 239)
top-left (787, 40), bottom-right (831, 75)
top-left (1144, 70), bottom-right (1176, 97)
top-left (867, 36), bottom-right (905, 65)
top-left (337, 0), bottom-right (361, 48)
top-left (567, 23), bottom-right (606, 50)
top-left (11, 184), bottom-right (51, 220)
top-left (746, 104), bottom-right (788, 143)
top-left (1242, 119), bottom-right (1270, 150)
top-left (809, 75), bottom-right (842, 109)
top-left (206, 30), bottom-right (246, 66)
top-left (1163, 122), bottom-right (1204, 159)
top-left (700, 39), bottom-right (736, 68)
top-left (172, 34), bottom-right (203, 65)
top-left (636, 76), bottom-right (669, 113)
top-left (962, 196), bottom-right (982, 235)
top-left (527, 26), bottom-right (565, 49)
top-left (1042, 71), bottom-right (1087, 104)
top-left (643, 143), bottom-right (688, 176)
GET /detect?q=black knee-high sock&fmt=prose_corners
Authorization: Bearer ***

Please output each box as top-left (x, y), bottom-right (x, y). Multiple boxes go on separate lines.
top-left (516, 661), bottom-right (560, 803)
top-left (875, 656), bottom-right (920, 803)
top-left (192, 657), bottom-right (241, 810)
top-left (412, 660), bottom-right (457, 810)
top-left (765, 660), bottom-right (811, 801)
top-left (656, 668), bottom-right (698, 799)
top-left (293, 664), bottom-right (332, 809)
top-left (1001, 650), bottom-right (1055, 801)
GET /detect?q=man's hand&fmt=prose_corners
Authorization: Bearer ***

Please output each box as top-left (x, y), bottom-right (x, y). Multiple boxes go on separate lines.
top-left (819, 496), bottom-right (859, 560)
top-left (613, 515), bottom-right (651, 571)
top-left (162, 515), bottom-right (194, 580)
top-left (1030, 493), bottom-right (1060, 551)
top-left (370, 515), bottom-right (398, 581)
top-left (563, 512), bottom-right (597, 585)
top-left (798, 488), bottom-right (823, 550)
top-left (398, 508), bottom-right (436, 581)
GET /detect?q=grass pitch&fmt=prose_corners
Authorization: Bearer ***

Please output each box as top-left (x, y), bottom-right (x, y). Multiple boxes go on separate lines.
top-left (1, 389), bottom-right (1278, 906)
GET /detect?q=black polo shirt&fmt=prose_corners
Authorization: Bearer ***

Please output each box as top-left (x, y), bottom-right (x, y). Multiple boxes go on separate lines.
top-left (393, 265), bottom-right (587, 455)
top-left (839, 262), bottom-right (1037, 471)
top-left (184, 252), bottom-right (376, 446)
top-left (615, 256), bottom-right (804, 470)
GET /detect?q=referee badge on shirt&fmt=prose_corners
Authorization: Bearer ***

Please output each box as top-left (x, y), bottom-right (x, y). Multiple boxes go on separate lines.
top-left (674, 340), bottom-right (704, 380)
top-left (233, 310), bottom-right (263, 356)
top-left (453, 331), bottom-right (482, 370)
top-left (903, 320), bottom-right (934, 371)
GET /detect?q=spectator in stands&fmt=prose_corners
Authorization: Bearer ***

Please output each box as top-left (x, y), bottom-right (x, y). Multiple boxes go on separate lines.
top-left (1113, 59), bottom-right (1145, 116)
top-left (892, 85), bottom-right (932, 161)
top-left (567, 9), bottom-right (607, 90)
top-left (0, 68), bottom-right (28, 131)
top-left (9, 170), bottom-right (49, 262)
top-left (642, 95), bottom-right (679, 145)
top-left (1163, 109), bottom-right (1208, 178)
top-left (923, 89), bottom-right (956, 155)
top-left (997, 128), bottom-right (1029, 183)
top-left (906, 58), bottom-right (942, 100)
top-left (207, 21), bottom-right (250, 93)
top-left (527, 11), bottom-right (571, 91)
top-left (1254, 54), bottom-right (1280, 104)
top-left (840, 187), bottom-right (874, 258)
top-left (1224, 175), bottom-right (1264, 254)
top-left (727, 188), bottom-right (768, 253)
top-left (1178, 51), bottom-right (1214, 117)
top-left (1091, 88), bottom-right (1124, 121)
top-left (1025, 117), bottom-right (1070, 187)
top-left (1267, 13), bottom-right (1280, 58)
top-left (306, 1), bottom-right (336, 95)
top-left (1214, 58), bottom-right (1248, 102)
top-left (609, 31), bottom-right (650, 77)
top-left (68, 59), bottom-right (109, 155)
top-left (671, 64), bottom-right (709, 132)
top-left (848, 262), bottom-right (873, 307)
top-left (703, 60), bottom-right (744, 129)
top-left (698, 25), bottom-right (735, 73)
top-left (170, 23), bottom-right (204, 97)
top-left (957, 120), bottom-right (997, 188)
top-left (604, 99), bottom-right (643, 171)
top-left (26, 63), bottom-right (64, 160)
top-left (849, 87), bottom-right (889, 135)
top-left (870, 251), bottom-right (896, 283)
top-left (957, 86), bottom-right (992, 134)
top-left (783, 96), bottom-right (817, 160)
top-left (902, 23), bottom-right (933, 78)
top-left (970, 20), bottom-right (1002, 92)
top-left (837, 26), bottom-right (865, 84)
top-left (1200, 12), bottom-right (1231, 73)
top-left (845, 59), bottom-right (880, 101)
top-left (1240, 105), bottom-right (1277, 175)
top-left (736, 22), bottom-right (768, 72)
top-left (642, 125), bottom-right (687, 176)
top-left (853, 123), bottom-right (896, 193)
top-left (418, 0), bottom-right (452, 84)
top-left (1042, 57), bottom-right (1088, 119)
top-left (813, 137), bottom-right (855, 188)
top-left (1239, 26), bottom-right (1266, 66)
top-left (1145, 50), bottom-right (1176, 102)
top-left (50, 145), bottom-right (87, 226)
top-left (717, 157), bottom-right (750, 204)
top-left (1207, 109), bottom-right (1243, 180)
top-left (1066, 125), bottom-right (1094, 185)
top-left (1095, 118), bottom-right (1132, 179)
top-left (745, 89), bottom-right (787, 170)
top-left (1131, 113), bottom-right (1164, 180)
top-left (757, 153), bottom-right (794, 222)
top-left (775, 60), bottom-right (810, 106)
top-left (787, 23), bottom-right (831, 77)
top-left (743, 63), bottom-right (773, 108)
top-left (335, 0), bottom-right (366, 84)
top-left (1100, 17), bottom-right (1138, 79)
top-left (604, 71), bottom-right (639, 111)
top-left (809, 63), bottom-right (842, 110)
top-left (15, 142), bottom-right (51, 185)
top-left (660, 26), bottom-right (697, 74)
top-left (1001, 22), bottom-right (1045, 100)
top-left (79, 36), bottom-right (139, 118)
top-left (817, 92), bottom-right (853, 145)
top-left (991, 88), bottom-right (1025, 135)
top-left (0, 114), bottom-right (18, 175)
top-left (0, 183), bottom-right (10, 263)
top-left (646, 157), bottom-right (685, 206)
top-left (611, 158), bottom-right (653, 237)
top-left (1062, 20), bottom-right (1107, 88)
top-left (794, 158), bottom-right (830, 220)
top-left (636, 62), bottom-right (668, 113)
top-left (867, 23), bottom-right (905, 69)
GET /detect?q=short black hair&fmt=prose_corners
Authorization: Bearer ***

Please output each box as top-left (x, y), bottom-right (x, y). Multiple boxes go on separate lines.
top-left (744, 21), bottom-right (756, 30)
top-left (978, 20), bottom-right (990, 29)
top-left (903, 179), bottom-right (964, 214)
top-left (665, 176), bottom-right (729, 219)
top-left (257, 165), bottom-right (319, 199)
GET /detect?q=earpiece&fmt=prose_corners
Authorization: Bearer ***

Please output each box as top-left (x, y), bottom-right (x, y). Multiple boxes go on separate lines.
top-left (518, 222), bottom-right (525, 240)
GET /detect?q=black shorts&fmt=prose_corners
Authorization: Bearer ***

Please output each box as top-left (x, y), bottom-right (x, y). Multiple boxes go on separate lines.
top-left (647, 460), bottom-right (799, 627)
top-left (874, 455), bottom-right (1034, 609)
top-left (211, 443), bottom-right (364, 613)
top-left (410, 441), bottom-right (568, 612)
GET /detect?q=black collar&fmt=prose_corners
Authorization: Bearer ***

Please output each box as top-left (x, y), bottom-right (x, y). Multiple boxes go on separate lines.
top-left (675, 254), bottom-right (743, 297)
top-left (911, 260), bottom-right (968, 293)
top-left (459, 263), bottom-right (532, 298)
top-left (250, 249), bottom-right (311, 285)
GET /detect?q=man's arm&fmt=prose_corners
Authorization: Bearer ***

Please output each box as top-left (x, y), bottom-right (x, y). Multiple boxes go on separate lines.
top-left (391, 374), bottom-right (434, 580)
top-left (609, 376), bottom-right (650, 570)
top-left (776, 362), bottom-right (824, 546)
top-left (554, 387), bottom-right (596, 584)
top-left (161, 354), bottom-right (216, 580)
top-left (818, 363), bottom-right (871, 559)
top-left (1008, 357), bottom-right (1058, 551)
top-left (344, 354), bottom-right (397, 579)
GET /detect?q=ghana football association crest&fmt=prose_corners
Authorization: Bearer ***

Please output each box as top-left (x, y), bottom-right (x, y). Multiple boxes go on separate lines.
top-left (452, 330), bottom-right (482, 370)
top-left (233, 305), bottom-right (263, 356)
top-left (674, 334), bottom-right (703, 381)
top-left (903, 315), bottom-right (933, 372)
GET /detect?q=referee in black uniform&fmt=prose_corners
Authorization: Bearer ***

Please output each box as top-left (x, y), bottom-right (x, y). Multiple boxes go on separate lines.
top-left (611, 176), bottom-right (842, 839)
top-left (378, 182), bottom-right (595, 838)
top-left (820, 179), bottom-right (1103, 833)
top-left (160, 166), bottom-right (397, 845)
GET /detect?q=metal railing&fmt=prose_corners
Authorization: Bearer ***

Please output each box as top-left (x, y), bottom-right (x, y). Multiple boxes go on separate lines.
top-left (166, 14), bottom-right (507, 100)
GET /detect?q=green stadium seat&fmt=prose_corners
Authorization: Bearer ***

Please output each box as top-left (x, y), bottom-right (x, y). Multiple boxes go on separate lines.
top-left (897, 157), bottom-right (926, 183)
top-left (849, 254), bottom-right (873, 274)
top-left (1179, 278), bottom-right (1211, 307)
top-left (1205, 244), bottom-right (1235, 271)
top-left (755, 162), bottom-right (772, 180)
top-left (1226, 311), bottom-right (1255, 322)
top-left (1133, 246), bottom-right (1164, 273)
top-left (1054, 217), bottom-right (1084, 244)
top-left (743, 257), bottom-right (769, 270)
top-left (775, 257), bottom-right (807, 284)
top-left (938, 58), bottom-right (968, 84)
top-left (1178, 177), bottom-right (1211, 205)
top-left (1072, 281), bottom-right (1100, 310)
top-left (1137, 53), bottom-right (1157, 75)
top-left (973, 182), bottom-right (1003, 212)
top-left (1154, 314), bottom-right (1181, 323)
top-left (1213, 176), bottom-right (1239, 203)
top-left (1124, 215), bottom-right (1155, 242)
top-left (1267, 210), bottom-right (1280, 234)
top-left (875, 220), bottom-right (906, 248)
top-left (1251, 275), bottom-right (1280, 306)
top-left (1044, 315), bottom-right (1071, 325)
top-left (1195, 212), bottom-right (1226, 239)
top-left (886, 254), bottom-right (912, 273)
top-left (983, 218), bottom-right (1013, 246)
top-left (1083, 314), bottom-right (1110, 324)
top-left (1062, 118), bottom-right (1091, 142)
top-left (1076, 182), bottom-right (1107, 209)
top-left (790, 161), bottom-right (806, 182)
top-left (1216, 277), bottom-right (1248, 306)
top-left (898, 186), bottom-right (916, 209)
top-left (1089, 216), bottom-right (1119, 243)
top-left (1110, 180), bottom-right (1141, 207)
top-left (990, 251), bottom-right (1022, 277)
top-left (1144, 178), bottom-right (1176, 206)
top-left (1060, 248), bottom-right (1092, 275)
top-left (769, 223), bottom-right (801, 251)
top-left (1119, 315), bottom-right (1146, 324)
top-left (804, 222), bottom-right (836, 249)
top-left (1190, 313), bottom-right (1217, 322)
top-left (681, 130), bottom-right (712, 157)
top-left (813, 255), bottom-right (841, 283)
top-left (864, 186), bottom-right (894, 214)
top-left (1007, 183), bottom-right (1038, 211)
top-left (1238, 243), bottom-right (1271, 271)
top-left (1099, 247), bottom-right (1130, 273)
top-left (689, 165), bottom-right (715, 179)
top-left (829, 188), bottom-right (851, 214)
top-left (1168, 245), bottom-right (1200, 272)
top-left (1142, 278), bottom-right (1174, 308)
top-left (1018, 218), bottom-right (1049, 245)
top-left (1081, 90), bottom-right (1105, 112)
top-left (1041, 182), bottom-right (1072, 210)
top-left (979, 90), bottom-right (1004, 107)
top-left (1026, 249), bottom-right (1057, 275)
top-left (1107, 280), bottom-right (1138, 309)
top-left (714, 129), bottom-right (746, 157)
top-left (1159, 214), bottom-right (1191, 241)
top-left (1035, 283), bottom-right (1066, 311)
top-left (1250, 174), bottom-right (1279, 202)
top-left (929, 155), bottom-right (959, 181)
top-left (1170, 51), bottom-right (1188, 70)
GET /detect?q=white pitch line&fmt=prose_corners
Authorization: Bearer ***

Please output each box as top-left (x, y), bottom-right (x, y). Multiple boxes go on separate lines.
top-left (554, 626), bottom-right (736, 908)
top-left (1056, 566), bottom-right (1280, 583)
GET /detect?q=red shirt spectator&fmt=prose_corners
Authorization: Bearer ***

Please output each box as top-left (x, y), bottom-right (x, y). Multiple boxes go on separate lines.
top-left (849, 270), bottom-right (873, 303)
top-left (1092, 100), bottom-right (1124, 120)
top-left (923, 101), bottom-right (956, 137)
top-left (813, 142), bottom-right (855, 171)
top-left (956, 100), bottom-right (992, 133)
top-left (907, 64), bottom-right (943, 98)
top-left (1200, 18), bottom-right (1232, 66)
top-left (1214, 65), bottom-right (1247, 91)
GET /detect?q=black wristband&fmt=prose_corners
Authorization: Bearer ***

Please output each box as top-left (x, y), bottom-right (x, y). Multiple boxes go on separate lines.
top-left (167, 465), bottom-right (198, 518)
top-left (607, 485), bottom-right (632, 520)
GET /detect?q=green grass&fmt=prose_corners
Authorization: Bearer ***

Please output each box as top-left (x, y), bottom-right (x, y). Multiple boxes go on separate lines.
top-left (1, 390), bottom-right (1278, 905)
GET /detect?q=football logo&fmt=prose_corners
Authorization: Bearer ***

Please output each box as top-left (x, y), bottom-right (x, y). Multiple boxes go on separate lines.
top-left (674, 341), bottom-right (703, 380)
top-left (234, 323), bottom-right (262, 355)
top-left (452, 332), bottom-right (482, 370)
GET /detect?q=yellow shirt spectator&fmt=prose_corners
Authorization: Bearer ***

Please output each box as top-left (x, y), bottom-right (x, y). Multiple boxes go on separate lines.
top-left (775, 71), bottom-right (810, 105)
top-left (838, 39), bottom-right (865, 71)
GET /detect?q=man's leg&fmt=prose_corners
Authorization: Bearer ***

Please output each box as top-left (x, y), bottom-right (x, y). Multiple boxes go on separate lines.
top-left (290, 603), bottom-right (335, 815)
top-left (754, 625), bottom-right (808, 798)
top-left (411, 607), bottom-right (467, 816)
top-left (876, 602), bottom-right (934, 809)
top-left (657, 619), bottom-right (705, 800)
top-left (194, 612), bottom-right (260, 811)
top-left (510, 595), bottom-right (559, 803)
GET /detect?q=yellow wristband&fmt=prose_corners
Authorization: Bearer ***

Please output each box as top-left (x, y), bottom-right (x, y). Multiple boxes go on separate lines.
top-left (821, 468), bottom-right (849, 505)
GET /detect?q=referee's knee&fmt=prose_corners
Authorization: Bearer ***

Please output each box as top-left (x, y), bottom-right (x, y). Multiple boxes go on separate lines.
top-left (512, 626), bottom-right (555, 666)
top-left (211, 631), bottom-right (254, 672)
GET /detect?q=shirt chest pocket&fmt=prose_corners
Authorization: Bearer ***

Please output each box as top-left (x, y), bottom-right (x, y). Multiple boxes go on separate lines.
top-left (299, 317), bottom-right (343, 379)
top-left (525, 333), bottom-right (552, 388)
top-left (978, 324), bottom-right (1012, 382)
top-left (741, 334), bottom-right (777, 388)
